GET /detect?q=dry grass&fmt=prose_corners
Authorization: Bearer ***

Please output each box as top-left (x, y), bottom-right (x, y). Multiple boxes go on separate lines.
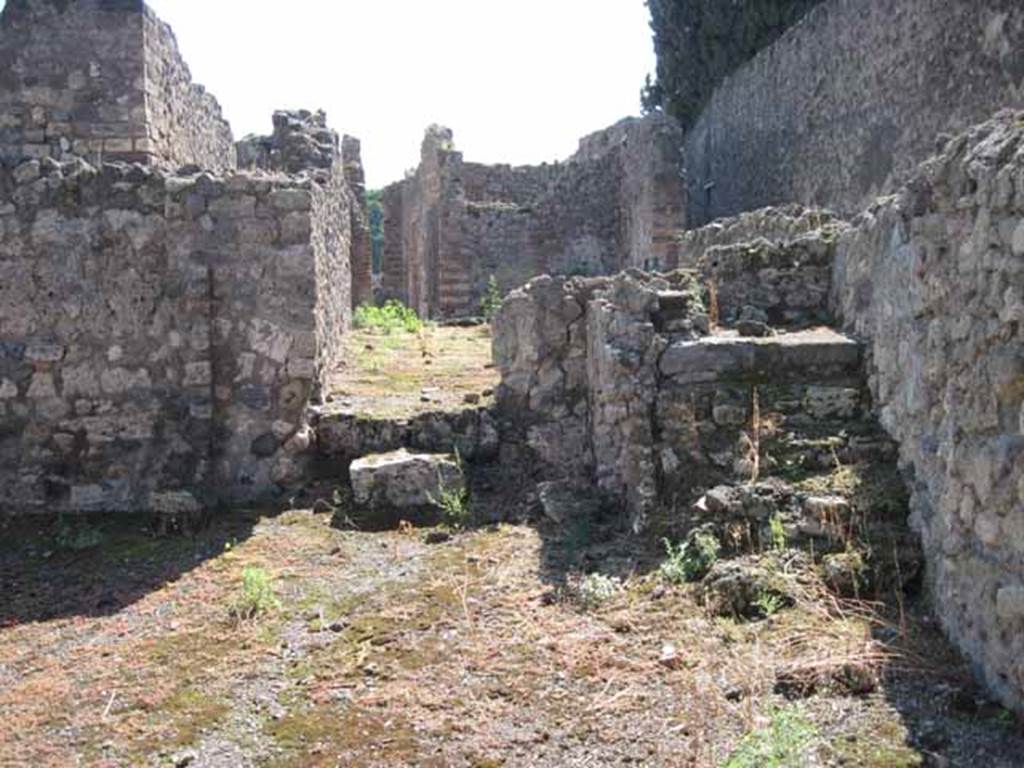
top-left (0, 512), bottom-right (1019, 767)
top-left (327, 323), bottom-right (498, 418)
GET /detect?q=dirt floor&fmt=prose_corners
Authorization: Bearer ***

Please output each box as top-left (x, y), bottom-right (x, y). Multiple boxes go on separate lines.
top-left (326, 324), bottom-right (498, 419)
top-left (2, 505), bottom-right (1023, 768)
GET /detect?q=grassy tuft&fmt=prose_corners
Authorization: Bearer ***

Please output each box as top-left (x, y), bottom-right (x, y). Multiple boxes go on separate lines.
top-left (229, 567), bottom-right (281, 622)
top-left (660, 533), bottom-right (721, 584)
top-left (353, 300), bottom-right (423, 334)
top-left (724, 706), bottom-right (819, 767)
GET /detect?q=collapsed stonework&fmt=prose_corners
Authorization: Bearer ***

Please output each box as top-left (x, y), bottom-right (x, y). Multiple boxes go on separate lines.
top-left (381, 115), bottom-right (686, 319)
top-left (0, 2), bottom-right (360, 514)
top-left (493, 110), bottom-right (1024, 710)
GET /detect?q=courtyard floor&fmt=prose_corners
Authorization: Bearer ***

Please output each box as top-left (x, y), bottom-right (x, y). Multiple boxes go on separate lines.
top-left (1, 507), bottom-right (1022, 767)
top-left (326, 324), bottom-right (498, 419)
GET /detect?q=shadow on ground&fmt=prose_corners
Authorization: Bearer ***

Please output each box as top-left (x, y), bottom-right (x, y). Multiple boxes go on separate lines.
top-left (0, 510), bottom-right (260, 626)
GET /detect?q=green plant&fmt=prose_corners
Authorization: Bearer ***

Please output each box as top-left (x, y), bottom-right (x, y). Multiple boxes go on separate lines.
top-left (429, 452), bottom-right (470, 530)
top-left (365, 189), bottom-right (384, 273)
top-left (753, 591), bottom-right (786, 618)
top-left (55, 514), bottom-right (105, 551)
top-left (769, 513), bottom-right (787, 551)
top-left (353, 300), bottom-right (423, 334)
top-left (229, 567), bottom-right (281, 621)
top-left (724, 706), bottom-right (819, 768)
top-left (479, 274), bottom-right (503, 320)
top-left (660, 532), bottom-right (721, 584)
top-left (568, 572), bottom-right (621, 610)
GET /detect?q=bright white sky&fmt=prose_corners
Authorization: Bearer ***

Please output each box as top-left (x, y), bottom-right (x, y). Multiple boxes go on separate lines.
top-left (0, 0), bottom-right (657, 187)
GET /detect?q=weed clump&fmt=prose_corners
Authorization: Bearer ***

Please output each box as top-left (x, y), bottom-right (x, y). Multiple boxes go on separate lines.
top-left (660, 532), bottom-right (721, 584)
top-left (479, 274), bottom-right (503, 321)
top-left (429, 452), bottom-right (471, 530)
top-left (724, 706), bottom-right (819, 767)
top-left (229, 567), bottom-right (280, 621)
top-left (55, 514), bottom-right (105, 551)
top-left (354, 300), bottom-right (423, 334)
top-left (566, 572), bottom-right (621, 610)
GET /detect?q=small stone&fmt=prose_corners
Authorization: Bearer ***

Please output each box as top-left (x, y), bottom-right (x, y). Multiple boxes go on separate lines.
top-left (328, 620), bottom-right (347, 633)
top-left (463, 392), bottom-right (481, 405)
top-left (659, 643), bottom-right (683, 670)
top-left (725, 686), bottom-right (744, 702)
top-left (172, 749), bottom-right (198, 768)
top-left (996, 585), bottom-right (1024, 622)
top-left (736, 319), bottom-right (772, 337)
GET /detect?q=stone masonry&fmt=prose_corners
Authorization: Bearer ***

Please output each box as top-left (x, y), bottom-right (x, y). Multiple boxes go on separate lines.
top-left (494, 110), bottom-right (1024, 712)
top-left (0, 2), bottom-right (357, 514)
top-left (381, 115), bottom-right (686, 319)
top-left (832, 110), bottom-right (1024, 711)
top-left (683, 0), bottom-right (1024, 225)
top-left (0, 0), bottom-right (235, 171)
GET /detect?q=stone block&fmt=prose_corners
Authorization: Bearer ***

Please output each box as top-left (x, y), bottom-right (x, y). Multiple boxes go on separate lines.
top-left (996, 585), bottom-right (1024, 622)
top-left (349, 449), bottom-right (464, 529)
top-left (268, 189), bottom-right (312, 212)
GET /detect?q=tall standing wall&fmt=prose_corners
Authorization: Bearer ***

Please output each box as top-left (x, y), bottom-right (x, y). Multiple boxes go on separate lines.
top-left (0, 159), bottom-right (352, 514)
top-left (832, 110), bottom-right (1024, 710)
top-left (683, 0), bottom-right (1024, 225)
top-left (0, 0), bottom-right (235, 172)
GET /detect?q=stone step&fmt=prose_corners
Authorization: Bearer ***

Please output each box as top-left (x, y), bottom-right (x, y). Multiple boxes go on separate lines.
top-left (349, 448), bottom-right (465, 530)
top-left (660, 327), bottom-right (862, 385)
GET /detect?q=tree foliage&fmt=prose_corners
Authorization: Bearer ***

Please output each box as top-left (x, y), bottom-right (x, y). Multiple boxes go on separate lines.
top-left (642, 0), bottom-right (823, 129)
top-left (366, 189), bottom-right (384, 274)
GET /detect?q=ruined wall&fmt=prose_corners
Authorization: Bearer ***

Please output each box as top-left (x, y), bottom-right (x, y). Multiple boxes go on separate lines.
top-left (140, 7), bottom-right (235, 172)
top-left (670, 205), bottom-right (842, 270)
top-left (832, 110), bottom-right (1024, 710)
top-left (382, 115), bottom-right (686, 319)
top-left (0, 158), bottom-right (352, 514)
top-left (380, 182), bottom-right (406, 305)
top-left (237, 111), bottom-right (367, 315)
top-left (684, 0), bottom-right (1024, 225)
top-left (342, 135), bottom-right (373, 308)
top-left (460, 161), bottom-right (556, 205)
top-left (0, 0), bottom-right (234, 171)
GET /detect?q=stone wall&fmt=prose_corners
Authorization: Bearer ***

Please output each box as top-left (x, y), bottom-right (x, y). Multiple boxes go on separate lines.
top-left (140, 7), bottom-right (235, 172)
top-left (237, 110), bottom-right (369, 315)
top-left (0, 0), bottom-right (234, 172)
top-left (381, 115), bottom-right (686, 319)
top-left (683, 0), bottom-right (1024, 225)
top-left (0, 157), bottom-right (353, 514)
top-left (832, 110), bottom-right (1024, 710)
top-left (670, 205), bottom-right (842, 270)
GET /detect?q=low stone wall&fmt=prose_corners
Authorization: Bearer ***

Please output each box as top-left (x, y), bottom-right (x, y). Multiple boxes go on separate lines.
top-left (832, 109), bottom-right (1024, 710)
top-left (699, 229), bottom-right (840, 328)
top-left (670, 205), bottom-right (842, 270)
top-left (0, 157), bottom-right (353, 514)
top-left (315, 407), bottom-right (499, 469)
top-left (493, 275), bottom-right (608, 482)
